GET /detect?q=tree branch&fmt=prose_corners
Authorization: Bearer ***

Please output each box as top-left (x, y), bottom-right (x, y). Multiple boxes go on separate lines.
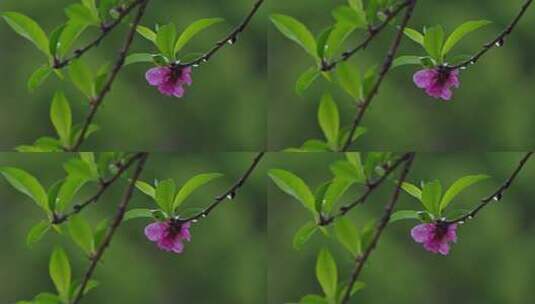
top-left (447, 152), bottom-right (533, 224)
top-left (71, 152), bottom-right (148, 304)
top-left (340, 152), bottom-right (415, 304)
top-left (449, 0), bottom-right (533, 70)
top-left (53, 0), bottom-right (144, 69)
top-left (319, 152), bottom-right (413, 226)
top-left (69, 0), bottom-right (150, 152)
top-left (341, 0), bottom-right (417, 151)
top-left (321, 0), bottom-right (412, 71)
top-left (178, 152), bottom-right (265, 223)
top-left (52, 152), bottom-right (146, 225)
top-left (181, 0), bottom-right (265, 67)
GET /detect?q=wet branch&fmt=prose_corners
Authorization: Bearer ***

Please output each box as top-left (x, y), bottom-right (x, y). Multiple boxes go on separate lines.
top-left (449, 0), bottom-right (533, 70)
top-left (52, 152), bottom-right (147, 225)
top-left (319, 152), bottom-right (413, 226)
top-left (178, 152), bottom-right (265, 223)
top-left (447, 152), bottom-right (533, 224)
top-left (71, 152), bottom-right (148, 304)
top-left (341, 0), bottom-right (417, 151)
top-left (181, 0), bottom-right (265, 67)
top-left (340, 153), bottom-right (415, 304)
top-left (53, 0), bottom-right (144, 69)
top-left (69, 0), bottom-right (150, 151)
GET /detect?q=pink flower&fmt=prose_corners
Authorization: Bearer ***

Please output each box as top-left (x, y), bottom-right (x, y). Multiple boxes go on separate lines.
top-left (410, 222), bottom-right (457, 255)
top-left (413, 67), bottom-right (460, 101)
top-left (144, 220), bottom-right (191, 254)
top-left (145, 66), bottom-right (192, 98)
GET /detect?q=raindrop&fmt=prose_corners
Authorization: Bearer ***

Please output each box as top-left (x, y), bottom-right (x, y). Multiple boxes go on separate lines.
top-left (202, 58), bottom-right (208, 63)
top-left (495, 38), bottom-right (504, 47)
top-left (226, 192), bottom-right (236, 200)
top-left (469, 60), bottom-right (476, 65)
top-left (458, 221), bottom-right (465, 225)
top-left (467, 215), bottom-right (473, 220)
top-left (227, 37), bottom-right (237, 45)
top-left (493, 193), bottom-right (503, 201)
top-left (193, 64), bottom-right (200, 68)
top-left (201, 214), bottom-right (207, 218)
top-left (192, 219), bottom-right (199, 223)
top-left (460, 65), bottom-right (468, 70)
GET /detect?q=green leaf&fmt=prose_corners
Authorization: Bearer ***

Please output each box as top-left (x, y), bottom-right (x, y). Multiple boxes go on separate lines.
top-left (68, 59), bottom-right (94, 97)
top-left (26, 220), bottom-right (50, 248)
top-left (329, 161), bottom-right (364, 183)
top-left (71, 279), bottom-right (99, 298)
top-left (93, 218), bottom-right (109, 248)
top-left (27, 65), bottom-right (52, 92)
top-left (316, 248), bottom-right (337, 300)
top-left (440, 175), bottom-right (489, 211)
top-left (50, 91), bottom-right (72, 146)
top-left (56, 176), bottom-right (87, 211)
top-left (334, 217), bottom-right (360, 256)
top-left (49, 247), bottom-right (71, 301)
top-left (300, 294), bottom-right (328, 304)
top-left (135, 180), bottom-right (156, 198)
top-left (442, 20), bottom-right (491, 56)
top-left (296, 66), bottom-right (320, 96)
top-left (390, 210), bottom-right (420, 223)
top-left (136, 25), bottom-right (157, 42)
top-left (156, 23), bottom-right (177, 59)
top-left (336, 61), bottom-right (361, 99)
top-left (268, 169), bottom-right (316, 215)
top-left (49, 24), bottom-right (65, 56)
top-left (175, 17), bottom-right (224, 53)
top-left (125, 53), bottom-right (154, 66)
top-left (293, 221), bottom-right (318, 250)
top-left (348, 0), bottom-right (364, 11)
top-left (58, 22), bottom-right (87, 56)
top-left (318, 94), bottom-right (340, 150)
top-left (316, 26), bottom-right (333, 59)
top-left (124, 208), bottom-right (153, 221)
top-left (325, 23), bottom-right (355, 59)
top-left (63, 159), bottom-right (97, 181)
top-left (65, 4), bottom-right (99, 26)
top-left (173, 173), bottom-right (223, 210)
top-left (401, 182), bottom-right (422, 201)
top-left (392, 55), bottom-right (422, 68)
top-left (332, 6), bottom-right (366, 28)
top-left (270, 14), bottom-right (317, 58)
top-left (423, 25), bottom-right (445, 61)
top-left (0, 167), bottom-right (48, 211)
top-left (1, 12), bottom-right (49, 55)
top-left (421, 180), bottom-right (442, 215)
top-left (68, 215), bottom-right (95, 255)
top-left (403, 27), bottom-right (424, 46)
top-left (155, 179), bottom-right (176, 213)
top-left (322, 178), bottom-right (352, 213)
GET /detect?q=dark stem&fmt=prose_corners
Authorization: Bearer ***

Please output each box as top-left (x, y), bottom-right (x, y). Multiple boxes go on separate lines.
top-left (69, 0), bottom-right (150, 151)
top-left (53, 0), bottom-right (144, 69)
top-left (52, 153), bottom-right (146, 225)
top-left (340, 153), bottom-right (415, 304)
top-left (341, 0), bottom-right (417, 151)
top-left (181, 0), bottom-right (265, 67)
top-left (447, 152), bottom-right (533, 224)
top-left (321, 0), bottom-right (412, 71)
top-left (319, 153), bottom-right (413, 226)
top-left (71, 152), bottom-right (148, 304)
top-left (178, 152), bottom-right (265, 223)
top-left (449, 0), bottom-right (533, 70)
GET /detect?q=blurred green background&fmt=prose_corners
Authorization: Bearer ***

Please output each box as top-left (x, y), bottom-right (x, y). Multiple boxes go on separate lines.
top-left (268, 0), bottom-right (535, 151)
top-left (267, 152), bottom-right (535, 304)
top-left (0, 152), bottom-right (266, 303)
top-left (0, 0), bottom-right (266, 151)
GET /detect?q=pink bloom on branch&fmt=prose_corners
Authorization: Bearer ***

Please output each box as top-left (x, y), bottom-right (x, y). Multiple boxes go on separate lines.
top-left (144, 221), bottom-right (191, 254)
top-left (413, 67), bottom-right (460, 101)
top-left (410, 222), bottom-right (457, 255)
top-left (145, 66), bottom-right (192, 98)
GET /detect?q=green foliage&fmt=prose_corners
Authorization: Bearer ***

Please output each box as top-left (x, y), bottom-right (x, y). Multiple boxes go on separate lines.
top-left (27, 65), bottom-right (53, 92)
top-left (336, 62), bottom-right (362, 100)
top-left (155, 178), bottom-right (176, 214)
top-left (270, 14), bottom-right (317, 58)
top-left (296, 67), bottom-right (320, 96)
top-left (174, 18), bottom-right (224, 53)
top-left (124, 208), bottom-right (154, 221)
top-left (268, 169), bottom-right (316, 216)
top-left (50, 91), bottom-right (72, 147)
top-left (135, 181), bottom-right (156, 198)
top-left (173, 173), bottom-right (223, 210)
top-left (442, 20), bottom-right (491, 56)
top-left (1, 12), bottom-right (49, 56)
top-left (318, 94), bottom-right (340, 150)
top-left (331, 5), bottom-right (366, 29)
top-left (334, 217), bottom-right (360, 256)
top-left (26, 220), bottom-right (51, 248)
top-left (316, 248), bottom-right (337, 302)
top-left (293, 221), bottom-right (318, 250)
top-left (65, 3), bottom-right (100, 26)
top-left (389, 210), bottom-right (420, 223)
top-left (423, 25), bottom-right (445, 63)
top-left (49, 247), bottom-right (71, 302)
top-left (68, 215), bottom-right (95, 255)
top-left (68, 59), bottom-right (95, 98)
top-left (156, 23), bottom-right (177, 60)
top-left (0, 167), bottom-right (49, 212)
top-left (440, 174), bottom-right (489, 210)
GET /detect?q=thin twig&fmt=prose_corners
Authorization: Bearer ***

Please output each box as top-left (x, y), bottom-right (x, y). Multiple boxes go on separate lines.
top-left (53, 0), bottom-right (144, 69)
top-left (340, 153), bottom-right (415, 304)
top-left (52, 153), bottom-right (146, 224)
top-left (319, 153), bottom-right (413, 226)
top-left (69, 0), bottom-right (150, 151)
top-left (321, 0), bottom-right (412, 71)
top-left (449, 0), bottom-right (533, 70)
top-left (181, 0), bottom-right (265, 67)
top-left (447, 152), bottom-right (533, 224)
top-left (71, 153), bottom-right (148, 304)
top-left (341, 0), bottom-right (417, 151)
top-left (178, 152), bottom-right (265, 223)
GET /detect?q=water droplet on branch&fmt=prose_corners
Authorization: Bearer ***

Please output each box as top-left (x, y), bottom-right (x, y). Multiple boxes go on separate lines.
top-left (227, 37), bottom-right (237, 45)
top-left (226, 192), bottom-right (236, 200)
top-left (495, 38), bottom-right (505, 47)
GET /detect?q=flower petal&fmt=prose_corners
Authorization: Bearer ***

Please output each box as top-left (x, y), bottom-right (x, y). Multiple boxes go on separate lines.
top-left (171, 237), bottom-right (185, 253)
top-left (145, 67), bottom-right (170, 86)
top-left (413, 69), bottom-right (436, 89)
top-left (172, 85), bottom-right (185, 98)
top-left (440, 88), bottom-right (453, 100)
top-left (157, 237), bottom-right (175, 252)
top-left (447, 69), bottom-right (460, 88)
top-left (446, 224), bottom-right (458, 242)
top-left (144, 222), bottom-right (168, 241)
top-left (158, 83), bottom-right (176, 96)
top-left (411, 224), bottom-right (434, 243)
top-left (438, 241), bottom-right (450, 255)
